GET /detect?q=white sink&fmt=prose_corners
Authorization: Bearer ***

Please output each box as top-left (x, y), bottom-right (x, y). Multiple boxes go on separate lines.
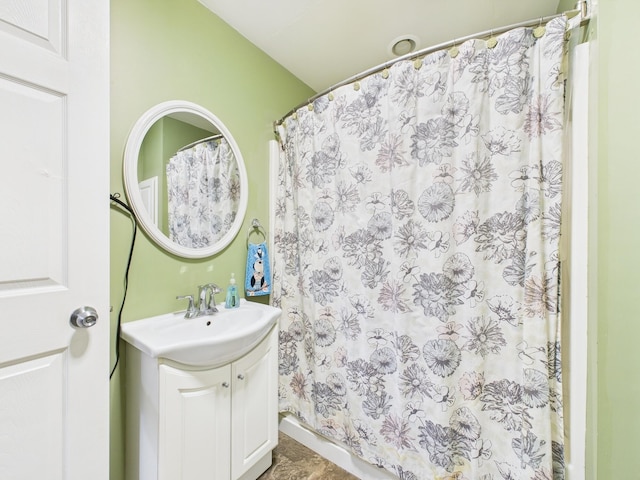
top-left (120, 299), bottom-right (281, 367)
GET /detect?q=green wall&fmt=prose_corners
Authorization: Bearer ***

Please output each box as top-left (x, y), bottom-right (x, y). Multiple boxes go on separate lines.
top-left (557, 0), bottom-right (579, 13)
top-left (596, 0), bottom-right (640, 478)
top-left (109, 0), bottom-right (314, 478)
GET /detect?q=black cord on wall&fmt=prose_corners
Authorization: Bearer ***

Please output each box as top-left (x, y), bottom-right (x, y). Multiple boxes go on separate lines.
top-left (109, 193), bottom-right (137, 380)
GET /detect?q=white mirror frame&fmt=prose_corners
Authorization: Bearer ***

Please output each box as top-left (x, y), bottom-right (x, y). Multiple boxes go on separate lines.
top-left (123, 100), bottom-right (248, 259)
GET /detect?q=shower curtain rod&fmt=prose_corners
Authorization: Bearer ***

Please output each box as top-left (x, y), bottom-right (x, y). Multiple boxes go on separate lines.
top-left (274, 7), bottom-right (589, 127)
top-left (177, 133), bottom-right (223, 152)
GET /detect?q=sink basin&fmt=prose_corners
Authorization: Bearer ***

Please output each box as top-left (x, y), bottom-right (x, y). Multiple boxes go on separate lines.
top-left (120, 299), bottom-right (281, 367)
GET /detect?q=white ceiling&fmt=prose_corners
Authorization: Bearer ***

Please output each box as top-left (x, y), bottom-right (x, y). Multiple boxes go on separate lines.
top-left (198, 0), bottom-right (562, 92)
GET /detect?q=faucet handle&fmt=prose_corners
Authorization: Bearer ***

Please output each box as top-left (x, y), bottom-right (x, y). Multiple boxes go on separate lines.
top-left (176, 294), bottom-right (197, 318)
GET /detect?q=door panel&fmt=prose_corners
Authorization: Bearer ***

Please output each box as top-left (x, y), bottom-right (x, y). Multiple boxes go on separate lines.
top-left (231, 327), bottom-right (278, 479)
top-left (0, 0), bottom-right (63, 53)
top-left (0, 352), bottom-right (65, 479)
top-left (160, 364), bottom-right (232, 480)
top-left (0, 77), bottom-right (65, 294)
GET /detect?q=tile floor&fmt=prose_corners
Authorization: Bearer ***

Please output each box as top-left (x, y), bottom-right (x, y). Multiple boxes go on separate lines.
top-left (257, 432), bottom-right (359, 480)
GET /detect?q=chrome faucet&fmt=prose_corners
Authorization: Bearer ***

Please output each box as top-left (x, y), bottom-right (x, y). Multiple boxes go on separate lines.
top-left (197, 283), bottom-right (222, 315)
top-left (176, 283), bottom-right (221, 319)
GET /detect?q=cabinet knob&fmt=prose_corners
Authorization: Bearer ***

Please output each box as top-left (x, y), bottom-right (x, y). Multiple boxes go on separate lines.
top-left (237, 374), bottom-right (245, 380)
top-left (221, 381), bottom-right (229, 388)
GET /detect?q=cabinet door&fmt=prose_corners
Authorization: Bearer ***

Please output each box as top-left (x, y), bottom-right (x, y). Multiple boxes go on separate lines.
top-left (231, 327), bottom-right (278, 479)
top-left (159, 364), bottom-right (231, 480)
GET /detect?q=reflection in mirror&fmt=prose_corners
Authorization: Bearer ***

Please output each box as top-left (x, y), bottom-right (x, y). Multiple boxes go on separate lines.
top-left (124, 101), bottom-right (248, 259)
top-left (138, 114), bottom-right (215, 236)
top-left (138, 115), bottom-right (240, 248)
top-left (167, 136), bottom-right (241, 247)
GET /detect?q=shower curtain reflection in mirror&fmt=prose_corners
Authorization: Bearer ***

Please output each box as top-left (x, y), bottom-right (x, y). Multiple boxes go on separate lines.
top-left (166, 138), bottom-right (241, 248)
top-left (273, 16), bottom-right (568, 479)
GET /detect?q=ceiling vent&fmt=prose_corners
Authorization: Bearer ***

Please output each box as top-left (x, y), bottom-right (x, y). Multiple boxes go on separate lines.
top-left (389, 35), bottom-right (419, 57)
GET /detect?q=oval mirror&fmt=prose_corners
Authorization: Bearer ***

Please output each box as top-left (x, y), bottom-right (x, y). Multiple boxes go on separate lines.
top-left (123, 101), bottom-right (248, 258)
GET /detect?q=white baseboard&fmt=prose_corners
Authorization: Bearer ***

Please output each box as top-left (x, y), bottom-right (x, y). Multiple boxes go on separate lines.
top-left (278, 414), bottom-right (397, 480)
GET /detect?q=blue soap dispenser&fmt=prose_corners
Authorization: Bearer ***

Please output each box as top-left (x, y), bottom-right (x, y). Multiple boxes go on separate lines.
top-left (225, 273), bottom-right (240, 308)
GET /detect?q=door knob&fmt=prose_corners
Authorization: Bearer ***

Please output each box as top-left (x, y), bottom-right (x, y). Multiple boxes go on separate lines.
top-left (70, 306), bottom-right (98, 328)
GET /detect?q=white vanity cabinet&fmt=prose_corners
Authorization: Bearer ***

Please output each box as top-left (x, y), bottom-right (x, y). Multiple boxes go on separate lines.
top-left (125, 324), bottom-right (279, 480)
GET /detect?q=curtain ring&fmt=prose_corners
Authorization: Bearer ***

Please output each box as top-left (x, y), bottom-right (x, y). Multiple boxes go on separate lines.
top-left (449, 39), bottom-right (459, 58)
top-left (533, 18), bottom-right (546, 38)
top-left (487, 30), bottom-right (497, 49)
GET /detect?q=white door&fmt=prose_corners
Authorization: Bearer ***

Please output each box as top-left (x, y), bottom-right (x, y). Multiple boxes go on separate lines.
top-left (0, 0), bottom-right (109, 479)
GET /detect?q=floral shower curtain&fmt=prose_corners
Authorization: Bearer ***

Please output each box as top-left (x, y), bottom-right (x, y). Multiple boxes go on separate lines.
top-left (166, 138), bottom-right (241, 248)
top-left (273, 16), bottom-right (568, 480)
